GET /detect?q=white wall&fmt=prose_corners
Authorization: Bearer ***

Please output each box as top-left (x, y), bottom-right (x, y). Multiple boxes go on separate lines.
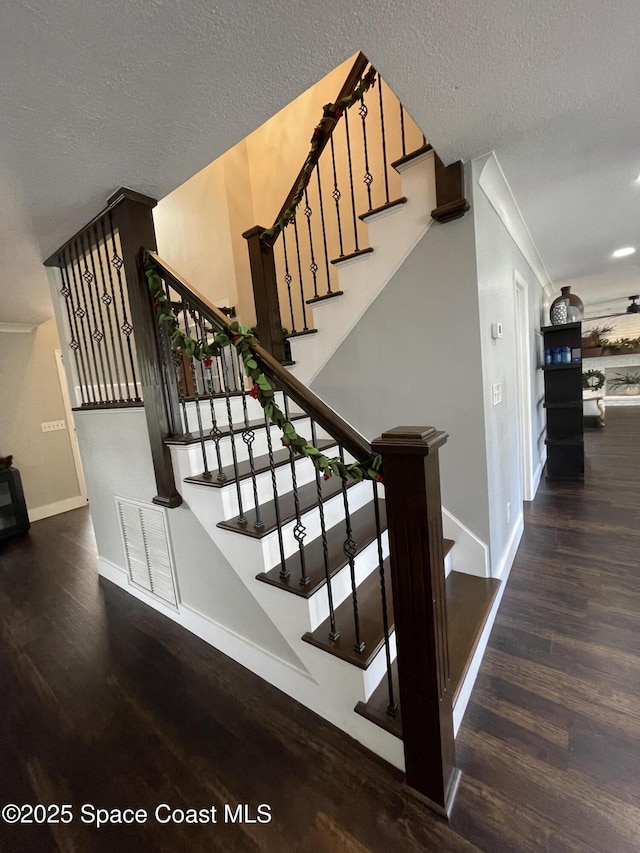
top-left (73, 406), bottom-right (302, 669)
top-left (470, 153), bottom-right (546, 576)
top-left (310, 211), bottom-right (492, 546)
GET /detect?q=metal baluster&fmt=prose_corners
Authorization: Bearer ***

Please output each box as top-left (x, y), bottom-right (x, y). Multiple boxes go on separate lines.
top-left (107, 214), bottom-right (141, 400)
top-left (163, 280), bottom-right (191, 437)
top-left (75, 237), bottom-right (108, 403)
top-left (58, 257), bottom-right (90, 406)
top-left (329, 135), bottom-right (345, 258)
top-left (99, 218), bottom-right (136, 402)
top-left (83, 231), bottom-right (116, 402)
top-left (311, 420), bottom-right (339, 640)
top-left (263, 407), bottom-right (288, 578)
top-left (235, 348), bottom-right (263, 530)
top-left (281, 228), bottom-right (297, 334)
top-left (315, 163), bottom-right (333, 295)
top-left (373, 481), bottom-right (398, 716)
top-left (218, 345), bottom-right (247, 525)
top-left (378, 77), bottom-right (391, 205)
top-left (339, 447), bottom-right (364, 653)
top-left (343, 109), bottom-right (360, 253)
top-left (92, 223), bottom-right (125, 402)
top-left (400, 103), bottom-right (407, 158)
top-left (182, 301), bottom-right (210, 478)
top-left (66, 245), bottom-right (99, 404)
top-left (198, 317), bottom-right (226, 482)
top-left (283, 394), bottom-right (308, 586)
top-left (359, 92), bottom-right (374, 211)
top-left (303, 188), bottom-right (319, 300)
top-left (291, 216), bottom-right (310, 332)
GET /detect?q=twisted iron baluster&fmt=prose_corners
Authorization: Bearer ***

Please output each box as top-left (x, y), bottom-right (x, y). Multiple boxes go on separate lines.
top-left (399, 103), bottom-right (407, 158)
top-left (263, 407), bottom-right (288, 579)
top-left (283, 394), bottom-right (308, 585)
top-left (58, 255), bottom-right (90, 406)
top-left (83, 230), bottom-right (116, 401)
top-left (219, 346), bottom-right (246, 525)
top-left (378, 77), bottom-right (391, 206)
top-left (75, 236), bottom-right (108, 403)
top-left (340, 447), bottom-right (364, 653)
top-left (235, 348), bottom-right (263, 530)
top-left (182, 302), bottom-right (210, 478)
top-left (291, 215), bottom-right (310, 332)
top-left (199, 319), bottom-right (226, 482)
top-left (107, 215), bottom-right (141, 399)
top-left (303, 188), bottom-right (319, 300)
top-left (373, 482), bottom-right (398, 716)
top-left (99, 218), bottom-right (136, 402)
top-left (311, 420), bottom-right (339, 641)
top-left (359, 93), bottom-right (373, 211)
top-left (66, 244), bottom-right (99, 404)
top-left (329, 135), bottom-right (345, 258)
top-left (281, 227), bottom-right (296, 334)
top-left (315, 163), bottom-right (333, 296)
top-left (343, 109), bottom-right (360, 253)
top-left (92, 223), bottom-right (125, 402)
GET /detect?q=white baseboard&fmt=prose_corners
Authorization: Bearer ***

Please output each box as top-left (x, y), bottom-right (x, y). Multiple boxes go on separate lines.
top-left (531, 459), bottom-right (544, 498)
top-left (29, 494), bottom-right (87, 522)
top-left (452, 512), bottom-right (524, 735)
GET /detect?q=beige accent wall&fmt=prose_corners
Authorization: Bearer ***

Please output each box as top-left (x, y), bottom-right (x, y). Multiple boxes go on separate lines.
top-left (0, 319), bottom-right (81, 513)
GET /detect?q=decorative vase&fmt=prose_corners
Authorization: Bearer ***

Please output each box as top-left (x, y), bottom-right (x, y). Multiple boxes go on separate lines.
top-left (625, 385), bottom-right (639, 396)
top-left (550, 299), bottom-right (568, 325)
top-left (550, 286), bottom-right (583, 324)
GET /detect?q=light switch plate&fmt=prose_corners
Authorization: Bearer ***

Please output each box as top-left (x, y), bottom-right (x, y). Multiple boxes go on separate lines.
top-left (492, 383), bottom-right (502, 406)
top-left (41, 420), bottom-right (66, 432)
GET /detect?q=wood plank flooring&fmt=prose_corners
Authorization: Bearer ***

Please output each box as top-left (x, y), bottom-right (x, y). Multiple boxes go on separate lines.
top-left (0, 408), bottom-right (639, 852)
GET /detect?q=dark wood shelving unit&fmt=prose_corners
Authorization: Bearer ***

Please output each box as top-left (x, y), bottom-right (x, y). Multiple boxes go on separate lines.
top-left (541, 322), bottom-right (584, 480)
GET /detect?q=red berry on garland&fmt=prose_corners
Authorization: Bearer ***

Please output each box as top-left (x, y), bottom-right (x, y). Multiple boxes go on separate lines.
top-left (154, 300), bottom-right (161, 308)
top-left (281, 438), bottom-right (288, 447)
top-left (249, 384), bottom-right (259, 399)
top-left (203, 357), bottom-right (213, 368)
top-left (376, 474), bottom-right (383, 483)
top-left (323, 473), bottom-right (332, 481)
top-left (231, 334), bottom-right (240, 343)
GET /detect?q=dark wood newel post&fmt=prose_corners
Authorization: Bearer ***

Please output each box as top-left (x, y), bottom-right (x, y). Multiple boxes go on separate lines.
top-left (242, 226), bottom-right (285, 363)
top-left (371, 426), bottom-right (459, 817)
top-left (109, 188), bottom-right (182, 508)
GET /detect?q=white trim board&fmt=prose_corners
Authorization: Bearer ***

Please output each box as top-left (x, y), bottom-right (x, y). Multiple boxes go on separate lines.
top-left (475, 152), bottom-right (554, 299)
top-left (28, 494), bottom-right (87, 522)
top-left (0, 322), bottom-right (38, 333)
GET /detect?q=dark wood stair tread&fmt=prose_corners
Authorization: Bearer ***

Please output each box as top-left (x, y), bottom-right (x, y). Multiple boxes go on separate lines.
top-left (358, 197), bottom-right (407, 222)
top-left (165, 412), bottom-right (307, 446)
top-left (302, 556), bottom-right (393, 670)
top-left (391, 143), bottom-right (433, 171)
top-left (285, 329), bottom-right (318, 339)
top-left (257, 500), bottom-right (387, 599)
top-left (217, 468), bottom-right (357, 538)
top-left (444, 538), bottom-right (454, 558)
top-left (185, 439), bottom-right (336, 488)
top-left (330, 247), bottom-right (373, 265)
top-left (355, 570), bottom-right (501, 738)
top-left (306, 291), bottom-right (343, 306)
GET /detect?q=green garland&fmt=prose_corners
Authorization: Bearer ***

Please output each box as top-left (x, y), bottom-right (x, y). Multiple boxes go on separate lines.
top-left (145, 258), bottom-right (382, 483)
top-left (260, 66), bottom-right (377, 244)
top-left (582, 369), bottom-right (605, 391)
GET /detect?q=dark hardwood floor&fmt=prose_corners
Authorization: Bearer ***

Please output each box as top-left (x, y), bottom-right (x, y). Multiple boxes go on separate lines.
top-left (1, 408), bottom-right (639, 852)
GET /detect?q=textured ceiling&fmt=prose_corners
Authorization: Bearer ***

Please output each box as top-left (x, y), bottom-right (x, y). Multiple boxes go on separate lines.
top-left (2, 0), bottom-right (640, 323)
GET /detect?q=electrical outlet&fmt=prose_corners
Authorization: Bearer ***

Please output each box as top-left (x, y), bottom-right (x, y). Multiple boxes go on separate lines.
top-left (41, 420), bottom-right (66, 432)
top-left (492, 383), bottom-right (502, 406)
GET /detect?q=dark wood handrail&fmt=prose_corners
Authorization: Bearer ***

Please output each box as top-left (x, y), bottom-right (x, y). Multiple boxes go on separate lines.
top-left (263, 51), bottom-right (370, 248)
top-left (44, 188), bottom-right (157, 268)
top-left (147, 251), bottom-right (373, 464)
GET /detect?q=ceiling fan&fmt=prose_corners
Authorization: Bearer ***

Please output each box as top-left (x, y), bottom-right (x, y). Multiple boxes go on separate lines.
top-left (584, 295), bottom-right (640, 321)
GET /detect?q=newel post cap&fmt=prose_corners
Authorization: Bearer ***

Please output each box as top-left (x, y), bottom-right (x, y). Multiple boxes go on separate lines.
top-left (372, 426), bottom-right (448, 456)
top-left (242, 225), bottom-right (269, 240)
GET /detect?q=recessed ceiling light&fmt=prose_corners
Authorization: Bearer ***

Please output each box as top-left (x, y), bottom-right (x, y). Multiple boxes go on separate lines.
top-left (635, 174), bottom-right (640, 183)
top-left (612, 247), bottom-right (636, 258)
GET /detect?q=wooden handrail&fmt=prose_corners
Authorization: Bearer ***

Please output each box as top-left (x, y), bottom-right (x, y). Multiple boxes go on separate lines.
top-left (263, 51), bottom-right (370, 247)
top-left (147, 251), bottom-right (373, 464)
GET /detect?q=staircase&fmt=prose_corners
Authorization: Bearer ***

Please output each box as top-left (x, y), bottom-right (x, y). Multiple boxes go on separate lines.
top-left (45, 53), bottom-right (495, 817)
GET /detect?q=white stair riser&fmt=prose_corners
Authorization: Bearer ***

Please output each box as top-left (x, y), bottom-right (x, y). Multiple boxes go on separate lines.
top-left (260, 479), bottom-right (374, 571)
top-left (182, 392), bottom-right (302, 433)
top-left (307, 529), bottom-right (389, 630)
top-left (171, 417), bottom-right (330, 477)
top-left (363, 631), bottom-right (397, 701)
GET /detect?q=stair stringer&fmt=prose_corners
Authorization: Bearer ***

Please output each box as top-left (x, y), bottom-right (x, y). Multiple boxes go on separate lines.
top-left (288, 151), bottom-right (437, 386)
top-left (442, 507), bottom-right (490, 578)
top-left (175, 474), bottom-right (405, 771)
